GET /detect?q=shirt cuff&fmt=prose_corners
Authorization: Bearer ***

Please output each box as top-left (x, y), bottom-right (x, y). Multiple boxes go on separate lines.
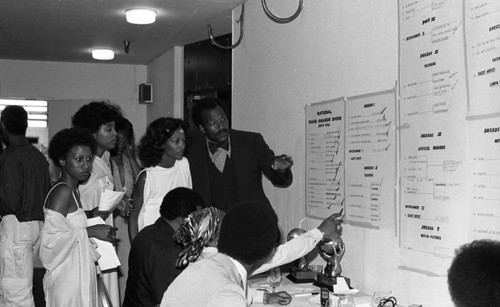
top-left (251, 289), bottom-right (266, 303)
top-left (308, 228), bottom-right (324, 243)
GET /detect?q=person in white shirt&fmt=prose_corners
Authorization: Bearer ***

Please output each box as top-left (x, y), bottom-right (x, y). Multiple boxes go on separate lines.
top-left (128, 118), bottom-right (192, 242)
top-left (164, 204), bottom-right (343, 306)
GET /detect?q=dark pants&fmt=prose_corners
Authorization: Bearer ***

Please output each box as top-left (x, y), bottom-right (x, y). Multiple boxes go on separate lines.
top-left (33, 268), bottom-right (45, 307)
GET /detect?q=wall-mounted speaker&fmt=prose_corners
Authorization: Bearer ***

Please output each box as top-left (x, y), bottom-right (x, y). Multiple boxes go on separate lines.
top-left (139, 83), bottom-right (153, 104)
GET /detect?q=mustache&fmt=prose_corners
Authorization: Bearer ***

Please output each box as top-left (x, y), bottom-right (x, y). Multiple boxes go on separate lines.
top-left (216, 129), bottom-right (229, 135)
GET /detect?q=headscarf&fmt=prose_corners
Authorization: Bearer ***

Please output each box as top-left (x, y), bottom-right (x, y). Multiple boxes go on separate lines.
top-left (174, 207), bottom-right (223, 268)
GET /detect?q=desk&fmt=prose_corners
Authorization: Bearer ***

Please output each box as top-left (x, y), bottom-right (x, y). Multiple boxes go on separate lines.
top-left (248, 274), bottom-right (372, 307)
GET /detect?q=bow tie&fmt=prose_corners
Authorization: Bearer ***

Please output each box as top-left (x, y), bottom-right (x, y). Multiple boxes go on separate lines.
top-left (208, 141), bottom-right (229, 154)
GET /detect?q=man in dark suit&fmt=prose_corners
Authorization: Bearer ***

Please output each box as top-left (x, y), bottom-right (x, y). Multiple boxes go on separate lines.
top-left (186, 97), bottom-right (293, 212)
top-left (123, 187), bottom-right (205, 307)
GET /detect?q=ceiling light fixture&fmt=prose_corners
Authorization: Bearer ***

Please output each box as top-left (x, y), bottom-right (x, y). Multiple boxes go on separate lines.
top-left (126, 9), bottom-right (156, 25)
top-left (92, 49), bottom-right (115, 60)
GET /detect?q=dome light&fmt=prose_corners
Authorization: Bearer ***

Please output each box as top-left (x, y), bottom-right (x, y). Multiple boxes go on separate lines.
top-left (92, 49), bottom-right (115, 60)
top-left (126, 9), bottom-right (156, 25)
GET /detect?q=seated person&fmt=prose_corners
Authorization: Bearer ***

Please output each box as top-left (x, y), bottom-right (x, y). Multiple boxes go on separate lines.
top-left (122, 187), bottom-right (205, 307)
top-left (166, 205), bottom-right (343, 305)
top-left (448, 239), bottom-right (500, 307)
top-left (161, 201), bottom-right (283, 307)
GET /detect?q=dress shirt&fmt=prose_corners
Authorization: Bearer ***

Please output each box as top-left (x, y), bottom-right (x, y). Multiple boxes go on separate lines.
top-left (161, 253), bottom-right (247, 307)
top-left (0, 140), bottom-right (50, 222)
top-left (206, 139), bottom-right (231, 173)
top-left (195, 228), bottom-right (324, 304)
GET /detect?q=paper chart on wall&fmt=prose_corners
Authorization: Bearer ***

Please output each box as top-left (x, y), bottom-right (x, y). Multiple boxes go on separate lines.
top-left (464, 0), bottom-right (500, 117)
top-left (399, 0), bottom-right (466, 122)
top-left (399, 0), bottom-right (469, 264)
top-left (344, 89), bottom-right (397, 230)
top-left (467, 117), bottom-right (500, 241)
top-left (305, 98), bottom-right (345, 219)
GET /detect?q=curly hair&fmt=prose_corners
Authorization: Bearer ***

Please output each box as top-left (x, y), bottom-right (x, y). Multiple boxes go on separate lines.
top-left (191, 97), bottom-right (222, 128)
top-left (71, 101), bottom-right (122, 133)
top-left (218, 202), bottom-right (280, 265)
top-left (1, 105), bottom-right (28, 135)
top-left (448, 239), bottom-right (500, 307)
top-left (48, 128), bottom-right (97, 167)
top-left (138, 117), bottom-right (189, 167)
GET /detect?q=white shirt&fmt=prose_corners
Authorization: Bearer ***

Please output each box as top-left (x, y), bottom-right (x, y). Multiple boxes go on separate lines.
top-left (197, 228), bottom-right (324, 304)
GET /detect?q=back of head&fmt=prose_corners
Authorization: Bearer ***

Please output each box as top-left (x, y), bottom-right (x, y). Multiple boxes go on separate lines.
top-left (448, 239), bottom-right (500, 307)
top-left (1, 105), bottom-right (28, 135)
top-left (191, 98), bottom-right (222, 128)
top-left (218, 202), bottom-right (280, 265)
top-left (160, 187), bottom-right (205, 220)
top-left (71, 101), bottom-right (122, 133)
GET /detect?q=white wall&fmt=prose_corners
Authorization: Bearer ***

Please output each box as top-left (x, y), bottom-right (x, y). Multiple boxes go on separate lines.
top-left (146, 46), bottom-right (184, 125)
top-left (232, 0), bottom-right (451, 306)
top-left (0, 59), bottom-right (148, 140)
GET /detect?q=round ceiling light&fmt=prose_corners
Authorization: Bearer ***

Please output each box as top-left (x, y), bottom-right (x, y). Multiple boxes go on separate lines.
top-left (126, 9), bottom-right (156, 25)
top-left (92, 49), bottom-right (115, 60)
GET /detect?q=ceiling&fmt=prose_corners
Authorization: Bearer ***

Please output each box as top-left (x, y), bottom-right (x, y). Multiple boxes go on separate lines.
top-left (0, 0), bottom-right (246, 65)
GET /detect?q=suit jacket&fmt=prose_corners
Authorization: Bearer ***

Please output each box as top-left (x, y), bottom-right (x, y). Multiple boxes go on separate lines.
top-left (160, 253), bottom-right (247, 307)
top-left (186, 129), bottom-right (293, 208)
top-left (123, 218), bottom-right (183, 307)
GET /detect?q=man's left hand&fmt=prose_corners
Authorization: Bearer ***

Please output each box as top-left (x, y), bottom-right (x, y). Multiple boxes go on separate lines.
top-left (271, 154), bottom-right (294, 171)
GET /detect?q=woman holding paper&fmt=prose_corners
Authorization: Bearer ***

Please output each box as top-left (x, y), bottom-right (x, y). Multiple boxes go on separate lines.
top-left (128, 117), bottom-right (191, 242)
top-left (40, 128), bottom-right (117, 306)
top-left (71, 101), bottom-right (123, 306)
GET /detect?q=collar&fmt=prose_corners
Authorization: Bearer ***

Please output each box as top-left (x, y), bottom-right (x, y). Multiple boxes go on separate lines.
top-left (205, 137), bottom-right (231, 158)
top-left (200, 246), bottom-right (218, 260)
top-left (228, 255), bottom-right (247, 291)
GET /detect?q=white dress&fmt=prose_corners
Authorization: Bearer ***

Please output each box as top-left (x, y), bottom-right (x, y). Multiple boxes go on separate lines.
top-left (40, 183), bottom-right (100, 307)
top-left (138, 157), bottom-right (192, 231)
top-left (78, 151), bottom-right (120, 307)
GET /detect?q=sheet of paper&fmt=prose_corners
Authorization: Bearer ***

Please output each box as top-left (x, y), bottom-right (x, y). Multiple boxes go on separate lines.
top-left (399, 0), bottom-right (469, 274)
top-left (99, 188), bottom-right (126, 212)
top-left (87, 217), bottom-right (121, 271)
top-left (345, 89), bottom-right (397, 230)
top-left (305, 97), bottom-right (346, 219)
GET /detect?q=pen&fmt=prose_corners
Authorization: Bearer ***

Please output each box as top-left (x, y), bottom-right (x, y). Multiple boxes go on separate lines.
top-left (295, 292), bottom-right (319, 297)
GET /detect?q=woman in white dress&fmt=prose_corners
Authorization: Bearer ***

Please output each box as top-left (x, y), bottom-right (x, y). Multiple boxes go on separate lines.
top-left (40, 128), bottom-right (117, 307)
top-left (71, 101), bottom-right (124, 306)
top-left (128, 117), bottom-right (191, 242)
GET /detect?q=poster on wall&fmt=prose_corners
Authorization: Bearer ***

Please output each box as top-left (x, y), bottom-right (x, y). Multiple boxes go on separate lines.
top-left (345, 89), bottom-right (398, 230)
top-left (464, 0), bottom-right (500, 117)
top-left (399, 0), bottom-right (469, 272)
top-left (467, 117), bottom-right (500, 241)
top-left (305, 98), bottom-right (345, 219)
top-left (399, 0), bottom-right (466, 123)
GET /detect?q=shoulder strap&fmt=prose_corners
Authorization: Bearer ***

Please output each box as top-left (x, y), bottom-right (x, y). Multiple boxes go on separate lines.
top-left (44, 182), bottom-right (80, 208)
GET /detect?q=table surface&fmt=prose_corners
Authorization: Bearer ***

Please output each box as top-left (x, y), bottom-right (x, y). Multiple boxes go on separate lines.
top-left (248, 274), bottom-right (372, 307)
